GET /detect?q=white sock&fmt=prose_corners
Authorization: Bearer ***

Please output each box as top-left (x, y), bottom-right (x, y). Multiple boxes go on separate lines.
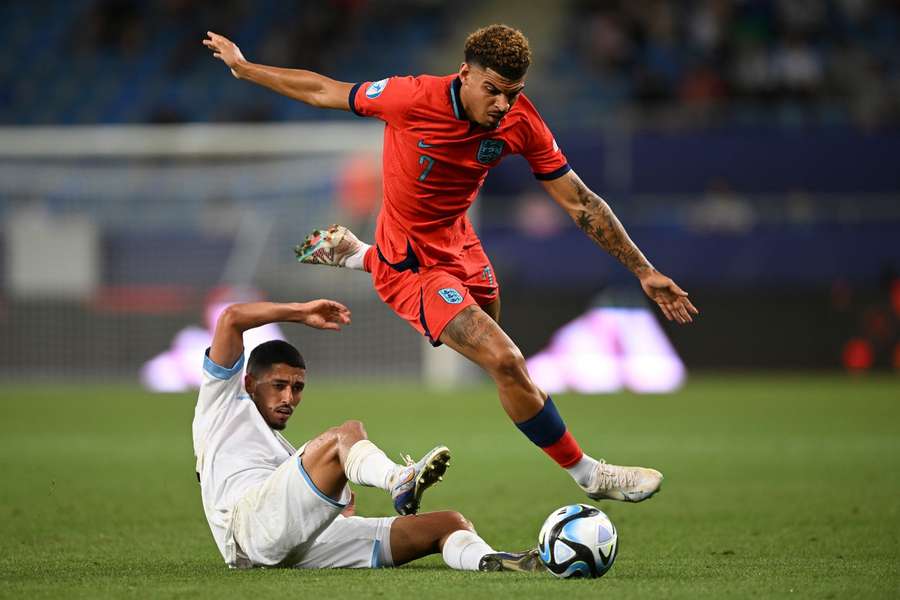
top-left (442, 530), bottom-right (495, 571)
top-left (344, 440), bottom-right (401, 491)
top-left (566, 453), bottom-right (600, 487)
top-left (344, 243), bottom-right (371, 271)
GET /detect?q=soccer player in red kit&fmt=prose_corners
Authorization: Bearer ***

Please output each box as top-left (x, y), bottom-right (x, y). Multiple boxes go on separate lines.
top-left (204, 25), bottom-right (698, 502)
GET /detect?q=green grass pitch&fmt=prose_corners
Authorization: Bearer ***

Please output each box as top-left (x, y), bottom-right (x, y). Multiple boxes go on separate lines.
top-left (1, 374), bottom-right (898, 599)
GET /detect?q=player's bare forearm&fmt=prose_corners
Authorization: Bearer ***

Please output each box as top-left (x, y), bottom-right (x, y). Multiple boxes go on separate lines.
top-left (219, 302), bottom-right (312, 333)
top-left (203, 31), bottom-right (352, 110)
top-left (233, 62), bottom-right (353, 110)
top-left (542, 171), bottom-right (699, 323)
top-left (208, 301), bottom-right (351, 367)
top-left (542, 171), bottom-right (653, 278)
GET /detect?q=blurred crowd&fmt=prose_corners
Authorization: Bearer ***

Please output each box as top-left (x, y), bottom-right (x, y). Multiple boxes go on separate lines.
top-left (566, 0), bottom-right (900, 126)
top-left (2, 0), bottom-right (898, 126)
top-left (0, 0), bottom-right (453, 124)
top-left (76, 0), bottom-right (449, 75)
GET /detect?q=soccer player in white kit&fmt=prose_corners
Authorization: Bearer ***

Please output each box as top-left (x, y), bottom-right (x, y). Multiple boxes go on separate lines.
top-left (193, 298), bottom-right (542, 571)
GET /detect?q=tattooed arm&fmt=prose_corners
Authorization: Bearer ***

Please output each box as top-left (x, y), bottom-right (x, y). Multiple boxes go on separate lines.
top-left (541, 170), bottom-right (699, 324)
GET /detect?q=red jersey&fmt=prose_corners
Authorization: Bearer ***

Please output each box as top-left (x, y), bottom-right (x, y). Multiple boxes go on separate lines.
top-left (349, 74), bottom-right (570, 269)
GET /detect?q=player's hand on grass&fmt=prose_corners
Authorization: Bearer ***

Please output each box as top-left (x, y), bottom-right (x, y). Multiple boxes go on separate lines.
top-left (639, 270), bottom-right (699, 324)
top-left (203, 31), bottom-right (246, 78)
top-left (298, 299), bottom-right (351, 331)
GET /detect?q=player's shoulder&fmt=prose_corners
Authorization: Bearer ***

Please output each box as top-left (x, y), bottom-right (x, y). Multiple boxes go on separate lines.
top-left (407, 73), bottom-right (454, 86)
top-left (400, 73), bottom-right (454, 100)
top-left (365, 73), bottom-right (447, 105)
top-left (380, 73), bottom-right (449, 90)
top-left (511, 92), bottom-right (544, 122)
top-left (197, 350), bottom-right (244, 406)
top-left (386, 74), bottom-right (455, 118)
top-left (202, 349), bottom-right (244, 382)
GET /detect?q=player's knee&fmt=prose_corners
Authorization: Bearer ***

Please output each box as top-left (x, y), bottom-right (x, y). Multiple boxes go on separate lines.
top-left (331, 420), bottom-right (367, 452)
top-left (441, 510), bottom-right (474, 534)
top-left (306, 429), bottom-right (341, 464)
top-left (488, 345), bottom-right (527, 381)
top-left (339, 419), bottom-right (367, 439)
top-left (431, 510), bottom-right (475, 540)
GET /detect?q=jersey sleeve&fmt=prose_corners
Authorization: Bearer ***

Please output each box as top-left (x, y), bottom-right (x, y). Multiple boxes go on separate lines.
top-left (192, 348), bottom-right (245, 471)
top-left (347, 76), bottom-right (421, 126)
top-left (196, 348), bottom-right (245, 417)
top-left (522, 109), bottom-right (571, 181)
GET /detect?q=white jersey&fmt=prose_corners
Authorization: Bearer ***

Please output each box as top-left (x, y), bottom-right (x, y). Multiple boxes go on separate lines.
top-left (192, 350), bottom-right (298, 565)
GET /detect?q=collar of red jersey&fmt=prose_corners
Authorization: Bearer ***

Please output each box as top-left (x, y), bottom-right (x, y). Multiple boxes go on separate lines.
top-left (449, 77), bottom-right (466, 121)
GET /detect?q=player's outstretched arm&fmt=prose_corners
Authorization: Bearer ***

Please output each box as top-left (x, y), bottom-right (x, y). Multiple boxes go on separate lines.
top-left (541, 170), bottom-right (699, 324)
top-left (203, 31), bottom-right (354, 110)
top-left (208, 300), bottom-right (351, 368)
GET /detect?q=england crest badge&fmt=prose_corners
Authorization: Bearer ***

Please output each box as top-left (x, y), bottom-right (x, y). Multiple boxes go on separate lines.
top-left (476, 139), bottom-right (505, 164)
top-left (438, 288), bottom-right (464, 304)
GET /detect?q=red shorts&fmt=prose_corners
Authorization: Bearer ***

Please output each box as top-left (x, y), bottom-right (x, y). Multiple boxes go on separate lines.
top-left (363, 239), bottom-right (499, 346)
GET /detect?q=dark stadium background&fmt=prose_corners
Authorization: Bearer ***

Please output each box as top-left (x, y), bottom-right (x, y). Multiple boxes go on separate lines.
top-left (2, 0), bottom-right (898, 376)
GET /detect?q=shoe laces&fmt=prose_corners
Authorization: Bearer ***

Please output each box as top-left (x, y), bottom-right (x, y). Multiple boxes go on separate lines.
top-left (593, 459), bottom-right (638, 489)
top-left (335, 236), bottom-right (359, 258)
top-left (388, 454), bottom-right (416, 492)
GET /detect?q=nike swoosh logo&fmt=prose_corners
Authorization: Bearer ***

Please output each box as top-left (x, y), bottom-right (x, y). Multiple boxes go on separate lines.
top-left (396, 469), bottom-right (415, 486)
top-left (417, 139), bottom-right (433, 149)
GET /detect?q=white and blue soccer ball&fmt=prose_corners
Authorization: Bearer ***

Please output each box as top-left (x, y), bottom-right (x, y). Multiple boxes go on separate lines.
top-left (537, 503), bottom-right (618, 579)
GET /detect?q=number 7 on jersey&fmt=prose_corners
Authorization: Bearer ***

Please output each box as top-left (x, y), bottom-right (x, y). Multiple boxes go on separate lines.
top-left (418, 154), bottom-right (435, 182)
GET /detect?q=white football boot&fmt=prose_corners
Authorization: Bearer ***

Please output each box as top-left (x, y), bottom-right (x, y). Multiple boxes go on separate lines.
top-left (294, 224), bottom-right (365, 269)
top-left (581, 460), bottom-right (663, 502)
top-left (391, 445), bottom-right (451, 516)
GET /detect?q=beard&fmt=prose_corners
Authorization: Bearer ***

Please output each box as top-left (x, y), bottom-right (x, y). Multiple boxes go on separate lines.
top-left (256, 402), bottom-right (290, 430)
top-left (267, 410), bottom-right (289, 430)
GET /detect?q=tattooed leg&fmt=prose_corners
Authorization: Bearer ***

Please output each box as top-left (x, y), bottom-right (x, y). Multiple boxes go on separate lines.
top-left (439, 305), bottom-right (542, 422)
top-left (440, 305), bottom-right (588, 472)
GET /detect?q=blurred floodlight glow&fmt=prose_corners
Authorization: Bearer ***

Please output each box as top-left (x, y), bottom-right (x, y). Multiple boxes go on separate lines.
top-left (552, 315), bottom-right (623, 393)
top-left (526, 307), bottom-right (685, 394)
top-left (524, 354), bottom-right (567, 395)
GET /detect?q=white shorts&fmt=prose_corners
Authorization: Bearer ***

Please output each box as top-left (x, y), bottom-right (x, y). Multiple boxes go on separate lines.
top-left (230, 447), bottom-right (395, 569)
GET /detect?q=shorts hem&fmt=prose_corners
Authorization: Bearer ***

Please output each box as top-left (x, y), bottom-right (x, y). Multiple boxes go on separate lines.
top-left (297, 456), bottom-right (348, 509)
top-left (420, 290), bottom-right (476, 347)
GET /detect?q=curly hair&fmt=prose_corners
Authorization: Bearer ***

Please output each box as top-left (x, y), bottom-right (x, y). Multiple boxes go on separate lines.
top-left (464, 24), bottom-right (532, 80)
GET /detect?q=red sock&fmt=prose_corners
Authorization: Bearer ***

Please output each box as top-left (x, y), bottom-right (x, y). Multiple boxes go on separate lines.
top-left (515, 398), bottom-right (584, 469)
top-left (541, 431), bottom-right (584, 468)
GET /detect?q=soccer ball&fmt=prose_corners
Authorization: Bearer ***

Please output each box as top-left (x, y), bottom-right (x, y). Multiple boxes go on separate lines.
top-left (537, 503), bottom-right (618, 579)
